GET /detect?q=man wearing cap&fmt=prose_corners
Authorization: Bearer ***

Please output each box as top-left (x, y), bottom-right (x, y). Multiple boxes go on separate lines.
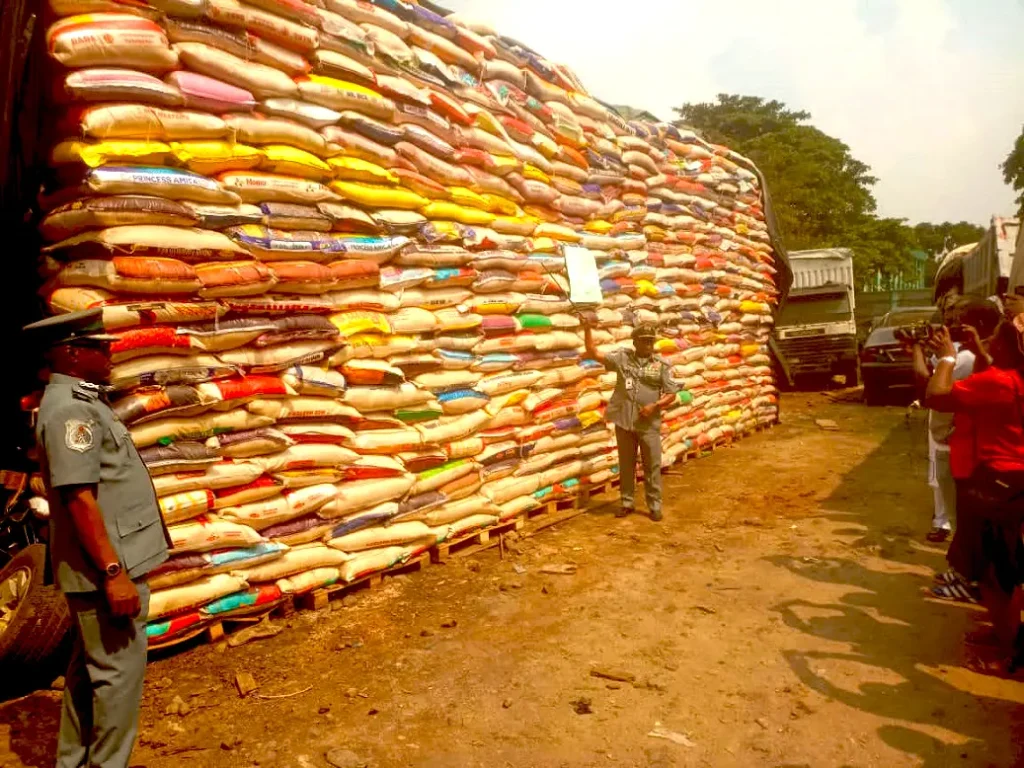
top-left (583, 319), bottom-right (679, 521)
top-left (24, 309), bottom-right (169, 768)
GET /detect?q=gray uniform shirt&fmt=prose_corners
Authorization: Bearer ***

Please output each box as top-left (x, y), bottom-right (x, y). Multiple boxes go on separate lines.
top-left (36, 374), bottom-right (169, 593)
top-left (604, 348), bottom-right (679, 433)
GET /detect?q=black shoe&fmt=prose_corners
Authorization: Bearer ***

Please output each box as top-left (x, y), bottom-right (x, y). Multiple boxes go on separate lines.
top-left (616, 506), bottom-right (633, 518)
top-left (649, 510), bottom-right (663, 522)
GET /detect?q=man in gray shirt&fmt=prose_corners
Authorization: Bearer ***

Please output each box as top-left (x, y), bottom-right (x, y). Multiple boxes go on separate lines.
top-left (583, 320), bottom-right (679, 521)
top-left (25, 308), bottom-right (169, 768)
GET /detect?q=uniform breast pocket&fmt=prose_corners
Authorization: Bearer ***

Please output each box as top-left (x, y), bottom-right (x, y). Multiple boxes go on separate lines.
top-left (114, 507), bottom-right (164, 572)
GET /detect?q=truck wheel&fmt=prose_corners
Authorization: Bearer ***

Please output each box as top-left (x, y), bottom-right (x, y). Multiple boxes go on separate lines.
top-left (0, 544), bottom-right (71, 693)
top-left (842, 361), bottom-right (861, 388)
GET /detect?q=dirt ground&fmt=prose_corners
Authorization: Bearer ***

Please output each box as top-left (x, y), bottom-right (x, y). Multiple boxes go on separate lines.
top-left (3, 394), bottom-right (1024, 768)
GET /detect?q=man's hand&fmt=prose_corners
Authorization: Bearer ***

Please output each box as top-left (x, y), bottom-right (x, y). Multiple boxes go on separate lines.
top-left (639, 403), bottom-right (658, 420)
top-left (1004, 293), bottom-right (1024, 319)
top-left (104, 571), bottom-right (141, 619)
top-left (931, 326), bottom-right (957, 360)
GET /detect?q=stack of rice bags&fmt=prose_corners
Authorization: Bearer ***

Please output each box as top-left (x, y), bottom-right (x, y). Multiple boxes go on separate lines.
top-left (34, 0), bottom-right (779, 646)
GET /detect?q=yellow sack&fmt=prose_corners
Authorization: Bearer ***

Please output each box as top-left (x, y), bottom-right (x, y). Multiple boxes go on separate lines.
top-left (329, 311), bottom-right (392, 337)
top-left (477, 193), bottom-right (519, 216)
top-left (420, 201), bottom-right (495, 226)
top-left (585, 220), bottom-right (614, 234)
top-left (522, 164), bottom-right (550, 183)
top-left (489, 154), bottom-right (521, 176)
top-left (533, 133), bottom-right (559, 160)
top-left (328, 156), bottom-right (398, 185)
top-left (741, 343), bottom-right (762, 357)
top-left (330, 181), bottom-right (427, 210)
top-left (297, 75), bottom-right (394, 120)
top-left (260, 145), bottom-right (332, 180)
top-left (636, 279), bottom-right (658, 297)
top-left (532, 223), bottom-right (580, 243)
top-left (446, 186), bottom-right (488, 209)
top-left (423, 221), bottom-right (463, 242)
top-left (491, 215), bottom-right (538, 236)
top-left (170, 141), bottom-right (262, 175)
top-left (51, 139), bottom-right (170, 168)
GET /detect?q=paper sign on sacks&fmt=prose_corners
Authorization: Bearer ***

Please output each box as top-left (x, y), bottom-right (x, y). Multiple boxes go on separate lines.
top-left (563, 246), bottom-right (602, 307)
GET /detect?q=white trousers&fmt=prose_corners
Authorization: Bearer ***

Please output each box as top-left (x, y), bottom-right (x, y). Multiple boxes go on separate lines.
top-left (928, 436), bottom-right (956, 531)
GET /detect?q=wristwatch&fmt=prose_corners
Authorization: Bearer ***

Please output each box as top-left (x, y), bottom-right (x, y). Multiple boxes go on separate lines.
top-left (938, 356), bottom-right (957, 365)
top-left (104, 562), bottom-right (122, 579)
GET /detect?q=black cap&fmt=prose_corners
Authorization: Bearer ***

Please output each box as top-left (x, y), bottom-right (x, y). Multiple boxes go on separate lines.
top-left (631, 323), bottom-right (657, 340)
top-left (22, 309), bottom-right (112, 347)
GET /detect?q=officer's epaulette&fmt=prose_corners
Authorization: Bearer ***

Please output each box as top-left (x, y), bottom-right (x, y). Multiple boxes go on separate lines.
top-left (72, 382), bottom-right (103, 402)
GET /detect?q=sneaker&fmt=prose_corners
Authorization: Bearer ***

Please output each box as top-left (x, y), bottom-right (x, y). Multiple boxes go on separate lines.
top-left (649, 510), bottom-right (663, 522)
top-left (616, 506), bottom-right (633, 518)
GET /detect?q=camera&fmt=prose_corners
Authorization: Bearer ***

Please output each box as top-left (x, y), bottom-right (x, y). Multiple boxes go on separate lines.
top-left (893, 323), bottom-right (937, 344)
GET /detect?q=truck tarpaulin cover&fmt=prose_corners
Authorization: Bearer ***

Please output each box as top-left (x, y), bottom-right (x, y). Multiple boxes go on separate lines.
top-left (11, 0), bottom-right (784, 640)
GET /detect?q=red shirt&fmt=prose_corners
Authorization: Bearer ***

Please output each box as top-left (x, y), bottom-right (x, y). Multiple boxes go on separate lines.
top-left (948, 367), bottom-right (1024, 479)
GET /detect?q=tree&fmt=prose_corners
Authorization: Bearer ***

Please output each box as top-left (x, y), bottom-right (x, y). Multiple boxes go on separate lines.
top-left (846, 217), bottom-right (920, 290)
top-left (911, 221), bottom-right (985, 258)
top-left (1001, 124), bottom-right (1024, 215)
top-left (674, 95), bottom-right (890, 282)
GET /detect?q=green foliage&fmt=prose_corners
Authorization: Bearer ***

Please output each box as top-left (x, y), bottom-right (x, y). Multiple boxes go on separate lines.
top-left (1001, 125), bottom-right (1024, 215)
top-left (673, 94), bottom-right (971, 287)
top-left (912, 221), bottom-right (985, 257)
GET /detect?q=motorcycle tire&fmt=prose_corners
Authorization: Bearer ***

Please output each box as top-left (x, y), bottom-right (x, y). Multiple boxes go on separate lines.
top-left (0, 544), bottom-right (71, 696)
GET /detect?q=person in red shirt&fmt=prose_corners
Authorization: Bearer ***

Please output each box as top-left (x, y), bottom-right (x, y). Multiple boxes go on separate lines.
top-left (926, 318), bottom-right (1024, 668)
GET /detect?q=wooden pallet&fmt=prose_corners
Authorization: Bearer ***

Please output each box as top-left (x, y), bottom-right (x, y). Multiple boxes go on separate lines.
top-left (519, 494), bottom-right (586, 536)
top-left (431, 516), bottom-right (526, 563)
top-left (149, 598), bottom-right (293, 652)
top-left (295, 553), bottom-right (430, 611)
top-left (579, 476), bottom-right (620, 504)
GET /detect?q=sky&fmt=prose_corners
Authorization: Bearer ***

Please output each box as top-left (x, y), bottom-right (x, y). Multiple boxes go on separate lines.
top-left (442, 0), bottom-right (1024, 227)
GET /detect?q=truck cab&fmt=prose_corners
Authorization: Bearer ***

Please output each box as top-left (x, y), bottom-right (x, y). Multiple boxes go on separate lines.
top-left (774, 248), bottom-right (859, 386)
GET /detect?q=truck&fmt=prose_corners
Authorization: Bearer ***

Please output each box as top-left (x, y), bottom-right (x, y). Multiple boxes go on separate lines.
top-left (1006, 220), bottom-right (1024, 297)
top-left (933, 216), bottom-right (1020, 303)
top-left (774, 248), bottom-right (859, 385)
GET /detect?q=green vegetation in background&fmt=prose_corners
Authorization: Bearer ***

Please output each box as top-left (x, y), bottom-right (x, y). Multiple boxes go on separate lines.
top-left (1002, 125), bottom-right (1024, 216)
top-left (673, 94), bottom-right (987, 286)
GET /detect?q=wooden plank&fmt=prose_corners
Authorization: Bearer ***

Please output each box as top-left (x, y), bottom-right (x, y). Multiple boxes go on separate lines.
top-left (295, 554), bottom-right (429, 612)
top-left (521, 504), bottom-right (586, 537)
top-left (431, 517), bottom-right (525, 564)
top-left (148, 600), bottom-right (290, 652)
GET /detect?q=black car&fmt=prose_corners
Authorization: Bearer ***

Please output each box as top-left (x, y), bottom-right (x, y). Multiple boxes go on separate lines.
top-left (860, 308), bottom-right (939, 405)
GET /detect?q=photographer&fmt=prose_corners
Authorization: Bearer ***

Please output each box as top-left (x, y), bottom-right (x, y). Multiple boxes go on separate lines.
top-left (925, 315), bottom-right (1024, 669)
top-left (907, 298), bottom-right (1001, 544)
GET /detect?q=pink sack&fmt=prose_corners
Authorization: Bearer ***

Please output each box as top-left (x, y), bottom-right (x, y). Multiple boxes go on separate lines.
top-left (165, 71), bottom-right (256, 113)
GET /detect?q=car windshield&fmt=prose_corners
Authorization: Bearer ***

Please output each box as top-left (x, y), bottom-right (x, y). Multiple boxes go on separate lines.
top-left (778, 290), bottom-right (851, 326)
top-left (865, 327), bottom-right (899, 346)
top-left (879, 309), bottom-right (937, 327)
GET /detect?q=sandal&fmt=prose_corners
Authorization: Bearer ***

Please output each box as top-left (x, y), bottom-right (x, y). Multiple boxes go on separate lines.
top-left (931, 581), bottom-right (980, 604)
top-left (927, 527), bottom-right (951, 543)
top-left (616, 506), bottom-right (634, 519)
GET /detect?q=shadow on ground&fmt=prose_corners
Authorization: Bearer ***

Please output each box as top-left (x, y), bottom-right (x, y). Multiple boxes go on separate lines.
top-left (766, 413), bottom-right (1024, 766)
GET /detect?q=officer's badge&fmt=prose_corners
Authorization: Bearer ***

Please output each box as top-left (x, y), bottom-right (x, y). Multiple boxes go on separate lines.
top-left (64, 420), bottom-right (95, 453)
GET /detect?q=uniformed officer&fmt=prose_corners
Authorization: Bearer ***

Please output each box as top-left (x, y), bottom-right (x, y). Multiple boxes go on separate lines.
top-left (583, 319), bottom-right (679, 521)
top-left (23, 308), bottom-right (169, 768)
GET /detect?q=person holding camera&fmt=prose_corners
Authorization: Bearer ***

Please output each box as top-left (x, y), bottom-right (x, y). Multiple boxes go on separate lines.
top-left (925, 313), bottom-right (1024, 668)
top-left (909, 298), bottom-right (1001, 544)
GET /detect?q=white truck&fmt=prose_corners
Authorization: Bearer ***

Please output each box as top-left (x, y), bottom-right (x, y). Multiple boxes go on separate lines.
top-left (1006, 219), bottom-right (1024, 297)
top-left (775, 248), bottom-right (859, 385)
top-left (935, 216), bottom-right (1020, 303)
